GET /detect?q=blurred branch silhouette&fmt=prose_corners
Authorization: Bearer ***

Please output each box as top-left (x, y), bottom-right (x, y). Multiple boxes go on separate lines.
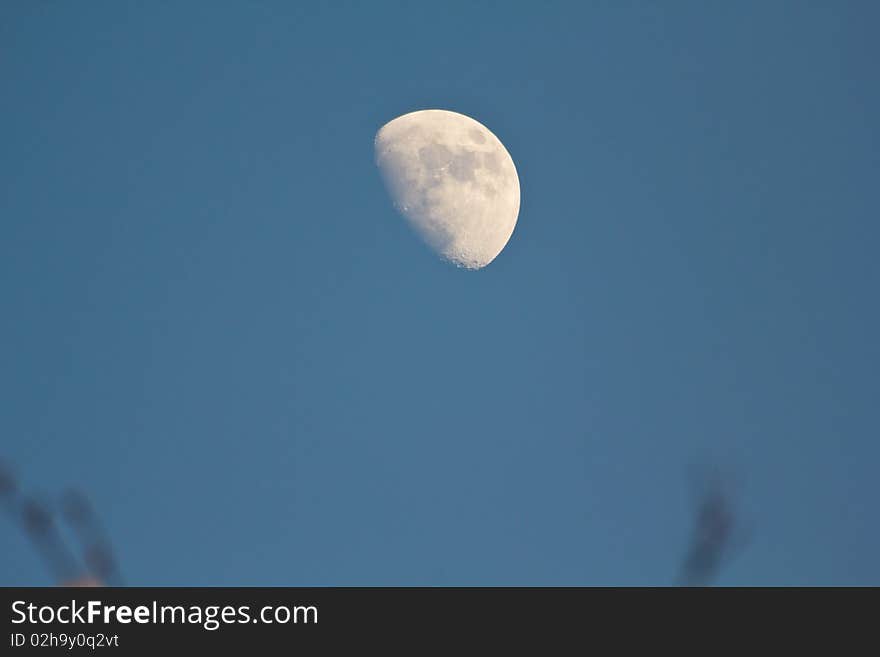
top-left (677, 464), bottom-right (751, 586)
top-left (6, 456), bottom-right (757, 587)
top-left (1, 460), bottom-right (123, 587)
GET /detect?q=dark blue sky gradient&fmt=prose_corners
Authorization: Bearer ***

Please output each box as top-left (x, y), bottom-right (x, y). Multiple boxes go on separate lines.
top-left (2, 1), bottom-right (878, 585)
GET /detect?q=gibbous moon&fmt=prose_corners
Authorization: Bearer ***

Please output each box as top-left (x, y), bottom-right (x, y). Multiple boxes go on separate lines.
top-left (374, 109), bottom-right (520, 270)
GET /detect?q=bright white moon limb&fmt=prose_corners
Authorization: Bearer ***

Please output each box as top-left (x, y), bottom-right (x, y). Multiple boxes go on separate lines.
top-left (374, 109), bottom-right (520, 270)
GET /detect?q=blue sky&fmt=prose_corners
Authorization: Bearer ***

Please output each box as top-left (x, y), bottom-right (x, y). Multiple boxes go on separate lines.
top-left (2, 1), bottom-right (878, 585)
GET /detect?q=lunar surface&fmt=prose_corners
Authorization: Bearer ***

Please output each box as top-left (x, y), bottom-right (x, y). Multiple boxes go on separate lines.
top-left (374, 109), bottom-right (520, 270)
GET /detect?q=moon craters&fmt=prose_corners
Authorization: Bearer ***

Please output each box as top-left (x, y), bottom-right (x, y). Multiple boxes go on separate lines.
top-left (375, 109), bottom-right (520, 270)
